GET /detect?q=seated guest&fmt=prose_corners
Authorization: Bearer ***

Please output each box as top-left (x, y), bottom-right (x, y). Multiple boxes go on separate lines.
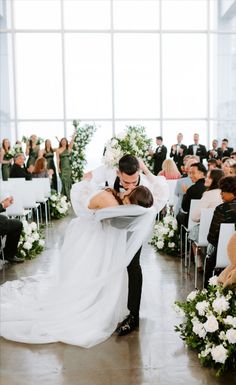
top-left (207, 158), bottom-right (218, 170)
top-left (221, 157), bottom-right (236, 177)
top-left (32, 157), bottom-right (53, 179)
top-left (10, 153), bottom-right (32, 180)
top-left (204, 176), bottom-right (236, 287)
top-left (0, 197), bottom-right (24, 263)
top-left (230, 163), bottom-right (236, 176)
top-left (158, 159), bottom-right (181, 180)
top-left (176, 162), bottom-right (207, 229)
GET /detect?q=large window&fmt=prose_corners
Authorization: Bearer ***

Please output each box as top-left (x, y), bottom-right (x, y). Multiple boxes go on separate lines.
top-left (1, 0), bottom-right (236, 169)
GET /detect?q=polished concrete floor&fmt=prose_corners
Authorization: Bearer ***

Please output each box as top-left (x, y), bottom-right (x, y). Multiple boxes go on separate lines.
top-left (1, 213), bottom-right (236, 385)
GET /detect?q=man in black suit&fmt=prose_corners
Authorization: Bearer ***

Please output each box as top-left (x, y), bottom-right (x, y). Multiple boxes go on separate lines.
top-left (0, 197), bottom-right (24, 263)
top-left (170, 133), bottom-right (188, 173)
top-left (188, 133), bottom-right (207, 163)
top-left (149, 136), bottom-right (167, 175)
top-left (207, 139), bottom-right (222, 161)
top-left (176, 162), bottom-right (207, 229)
top-left (10, 153), bottom-right (32, 180)
top-left (219, 138), bottom-right (234, 158)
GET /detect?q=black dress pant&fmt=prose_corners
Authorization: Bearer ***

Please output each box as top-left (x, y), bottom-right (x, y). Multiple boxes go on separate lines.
top-left (127, 247), bottom-right (142, 317)
top-left (0, 215), bottom-right (23, 260)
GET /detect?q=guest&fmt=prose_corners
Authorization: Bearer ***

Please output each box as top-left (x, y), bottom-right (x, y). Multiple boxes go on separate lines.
top-left (231, 151), bottom-right (236, 161)
top-left (0, 196), bottom-right (24, 263)
top-left (40, 139), bottom-right (57, 191)
top-left (158, 159), bottom-right (181, 179)
top-left (219, 138), bottom-right (234, 158)
top-left (56, 132), bottom-right (76, 200)
top-left (26, 134), bottom-right (40, 168)
top-left (169, 133), bottom-right (187, 173)
top-left (0, 138), bottom-right (12, 180)
top-left (221, 157), bottom-right (236, 177)
top-left (10, 153), bottom-right (32, 180)
top-left (176, 162), bottom-right (207, 229)
top-left (204, 176), bottom-right (236, 287)
top-left (187, 133), bottom-right (207, 163)
top-left (180, 154), bottom-right (192, 177)
top-left (230, 163), bottom-right (236, 176)
top-left (32, 157), bottom-right (53, 179)
top-left (207, 139), bottom-right (221, 161)
top-left (149, 136), bottom-right (167, 175)
top-left (207, 158), bottom-right (218, 170)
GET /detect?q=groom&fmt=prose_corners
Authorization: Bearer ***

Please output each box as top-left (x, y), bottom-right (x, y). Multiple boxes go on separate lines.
top-left (71, 154), bottom-right (168, 335)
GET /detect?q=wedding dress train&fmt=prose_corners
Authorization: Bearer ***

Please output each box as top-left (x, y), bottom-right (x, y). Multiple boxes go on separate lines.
top-left (0, 183), bottom-right (155, 348)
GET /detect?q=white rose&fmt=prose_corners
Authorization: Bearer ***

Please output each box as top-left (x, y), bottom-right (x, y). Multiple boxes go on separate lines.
top-left (164, 216), bottom-right (171, 224)
top-left (30, 222), bottom-right (37, 231)
top-left (50, 195), bottom-right (57, 202)
top-left (192, 320), bottom-right (206, 338)
top-left (39, 239), bottom-right (45, 247)
top-left (162, 227), bottom-right (169, 235)
top-left (211, 344), bottom-right (228, 364)
top-left (32, 232), bottom-right (39, 241)
top-left (204, 315), bottom-right (219, 333)
top-left (219, 331), bottom-right (226, 341)
top-left (224, 315), bottom-right (236, 328)
top-left (23, 241), bottom-right (32, 250)
top-left (187, 290), bottom-right (198, 302)
top-left (24, 227), bottom-right (32, 236)
top-left (156, 241), bottom-right (164, 249)
top-left (168, 230), bottom-right (174, 237)
top-left (208, 275), bottom-right (219, 286)
top-left (212, 296), bottom-right (229, 315)
top-left (168, 242), bottom-right (175, 248)
top-left (226, 329), bottom-right (236, 344)
top-left (196, 300), bottom-right (209, 316)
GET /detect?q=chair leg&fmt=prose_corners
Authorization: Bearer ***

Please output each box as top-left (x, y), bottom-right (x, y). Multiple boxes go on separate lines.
top-left (44, 202), bottom-right (48, 226)
top-left (194, 246), bottom-right (198, 289)
top-left (202, 255), bottom-right (209, 289)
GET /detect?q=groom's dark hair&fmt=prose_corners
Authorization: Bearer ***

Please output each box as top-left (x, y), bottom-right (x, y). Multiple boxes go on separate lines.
top-left (118, 155), bottom-right (140, 175)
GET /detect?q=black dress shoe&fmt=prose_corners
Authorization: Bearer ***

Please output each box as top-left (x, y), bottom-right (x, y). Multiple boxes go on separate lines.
top-left (8, 256), bottom-right (25, 263)
top-left (116, 314), bottom-right (139, 336)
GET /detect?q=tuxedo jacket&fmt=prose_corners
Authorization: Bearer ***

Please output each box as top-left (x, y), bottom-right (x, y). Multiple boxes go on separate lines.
top-left (153, 145), bottom-right (167, 175)
top-left (187, 144), bottom-right (207, 162)
top-left (206, 148), bottom-right (222, 160)
top-left (10, 164), bottom-right (32, 180)
top-left (218, 147), bottom-right (234, 158)
top-left (170, 144), bottom-right (187, 171)
top-left (181, 178), bottom-right (206, 215)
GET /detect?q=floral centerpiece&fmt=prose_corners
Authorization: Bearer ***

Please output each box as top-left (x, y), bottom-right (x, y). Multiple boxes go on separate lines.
top-left (102, 125), bottom-right (154, 171)
top-left (17, 220), bottom-right (45, 260)
top-left (175, 276), bottom-right (236, 376)
top-left (71, 120), bottom-right (96, 182)
top-left (150, 211), bottom-right (179, 256)
top-left (49, 192), bottom-right (71, 219)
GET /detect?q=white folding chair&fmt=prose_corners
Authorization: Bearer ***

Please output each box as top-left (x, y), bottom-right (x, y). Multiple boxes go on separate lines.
top-left (193, 208), bottom-right (214, 288)
top-left (180, 199), bottom-right (200, 267)
top-left (29, 180), bottom-right (49, 225)
top-left (166, 180), bottom-right (178, 213)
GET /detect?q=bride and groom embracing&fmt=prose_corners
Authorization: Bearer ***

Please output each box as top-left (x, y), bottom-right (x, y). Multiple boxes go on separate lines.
top-left (0, 155), bottom-right (168, 348)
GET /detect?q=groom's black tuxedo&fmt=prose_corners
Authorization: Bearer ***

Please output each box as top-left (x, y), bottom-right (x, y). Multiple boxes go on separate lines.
top-left (113, 176), bottom-right (142, 317)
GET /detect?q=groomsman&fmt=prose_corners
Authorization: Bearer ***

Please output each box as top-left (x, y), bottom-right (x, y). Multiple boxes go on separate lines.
top-left (188, 133), bottom-right (207, 163)
top-left (170, 133), bottom-right (187, 173)
top-left (207, 139), bottom-right (221, 161)
top-left (219, 138), bottom-right (234, 158)
top-left (149, 136), bottom-right (167, 175)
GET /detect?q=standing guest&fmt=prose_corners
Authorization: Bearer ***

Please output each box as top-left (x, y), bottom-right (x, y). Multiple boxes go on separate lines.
top-left (40, 139), bottom-right (57, 191)
top-left (207, 139), bottom-right (221, 161)
top-left (187, 133), bottom-right (207, 163)
top-left (221, 157), bottom-right (236, 177)
top-left (204, 176), bottom-right (236, 287)
top-left (158, 159), bottom-right (181, 180)
top-left (26, 134), bottom-right (40, 168)
top-left (32, 157), bottom-right (54, 179)
top-left (219, 138), bottom-right (234, 158)
top-left (10, 153), bottom-right (33, 180)
top-left (207, 158), bottom-right (218, 170)
top-left (149, 136), bottom-right (167, 175)
top-left (230, 163), bottom-right (236, 176)
top-left (0, 138), bottom-right (13, 180)
top-left (56, 132), bottom-right (76, 200)
top-left (170, 133), bottom-right (187, 173)
top-left (0, 197), bottom-right (24, 263)
top-left (176, 162), bottom-right (207, 229)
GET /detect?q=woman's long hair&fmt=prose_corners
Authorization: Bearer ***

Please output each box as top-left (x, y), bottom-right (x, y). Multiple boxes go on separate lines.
top-left (33, 157), bottom-right (47, 174)
top-left (207, 169), bottom-right (224, 191)
top-left (161, 159), bottom-right (181, 178)
top-left (2, 138), bottom-right (10, 152)
top-left (45, 139), bottom-right (53, 153)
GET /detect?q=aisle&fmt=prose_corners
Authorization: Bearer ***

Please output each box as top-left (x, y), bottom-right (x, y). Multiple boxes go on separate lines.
top-left (0, 214), bottom-right (235, 385)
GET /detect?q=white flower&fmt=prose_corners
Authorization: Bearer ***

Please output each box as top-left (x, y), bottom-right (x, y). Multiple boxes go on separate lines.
top-left (23, 241), bottom-right (32, 250)
top-left (208, 275), bottom-right (219, 286)
top-left (226, 328), bottom-right (236, 344)
top-left (212, 296), bottom-right (229, 315)
top-left (32, 232), bottom-right (39, 241)
top-left (196, 300), bottom-right (209, 316)
top-left (156, 241), bottom-right (164, 249)
top-left (204, 315), bottom-right (219, 333)
top-left (224, 315), bottom-right (236, 328)
top-left (162, 227), bottom-right (169, 235)
top-left (39, 239), bottom-right (45, 247)
top-left (50, 194), bottom-right (57, 202)
top-left (30, 222), bottom-right (37, 231)
top-left (192, 320), bottom-right (206, 338)
top-left (219, 331), bottom-right (226, 341)
top-left (199, 346), bottom-right (212, 358)
top-left (24, 227), bottom-right (32, 236)
top-left (163, 216), bottom-right (171, 224)
top-left (211, 344), bottom-right (228, 364)
top-left (168, 242), bottom-right (175, 248)
top-left (187, 290), bottom-right (198, 301)
top-left (168, 230), bottom-right (174, 237)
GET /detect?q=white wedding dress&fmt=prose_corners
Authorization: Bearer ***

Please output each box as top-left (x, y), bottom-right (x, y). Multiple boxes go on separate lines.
top-left (0, 182), bottom-right (155, 348)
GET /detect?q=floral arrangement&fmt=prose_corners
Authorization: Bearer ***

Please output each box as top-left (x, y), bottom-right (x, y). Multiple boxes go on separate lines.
top-left (102, 125), bottom-right (154, 171)
top-left (49, 192), bottom-right (71, 219)
top-left (17, 221), bottom-right (45, 260)
top-left (4, 143), bottom-right (24, 160)
top-left (22, 136), bottom-right (44, 145)
top-left (150, 211), bottom-right (179, 256)
top-left (71, 120), bottom-right (96, 182)
top-left (175, 276), bottom-right (236, 376)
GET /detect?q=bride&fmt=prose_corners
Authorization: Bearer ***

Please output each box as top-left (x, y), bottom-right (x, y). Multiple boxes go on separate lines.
top-left (0, 183), bottom-right (155, 348)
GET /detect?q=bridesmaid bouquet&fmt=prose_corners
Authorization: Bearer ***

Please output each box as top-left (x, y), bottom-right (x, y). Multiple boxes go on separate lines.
top-left (17, 221), bottom-right (45, 260)
top-left (175, 278), bottom-right (236, 376)
top-left (49, 192), bottom-right (70, 219)
top-left (102, 125), bottom-right (154, 171)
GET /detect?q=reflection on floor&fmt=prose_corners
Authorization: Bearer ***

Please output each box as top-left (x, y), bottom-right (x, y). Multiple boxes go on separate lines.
top-left (1, 214), bottom-right (236, 385)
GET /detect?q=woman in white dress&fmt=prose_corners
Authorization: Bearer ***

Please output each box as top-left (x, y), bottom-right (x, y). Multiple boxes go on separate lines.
top-left (0, 184), bottom-right (155, 348)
